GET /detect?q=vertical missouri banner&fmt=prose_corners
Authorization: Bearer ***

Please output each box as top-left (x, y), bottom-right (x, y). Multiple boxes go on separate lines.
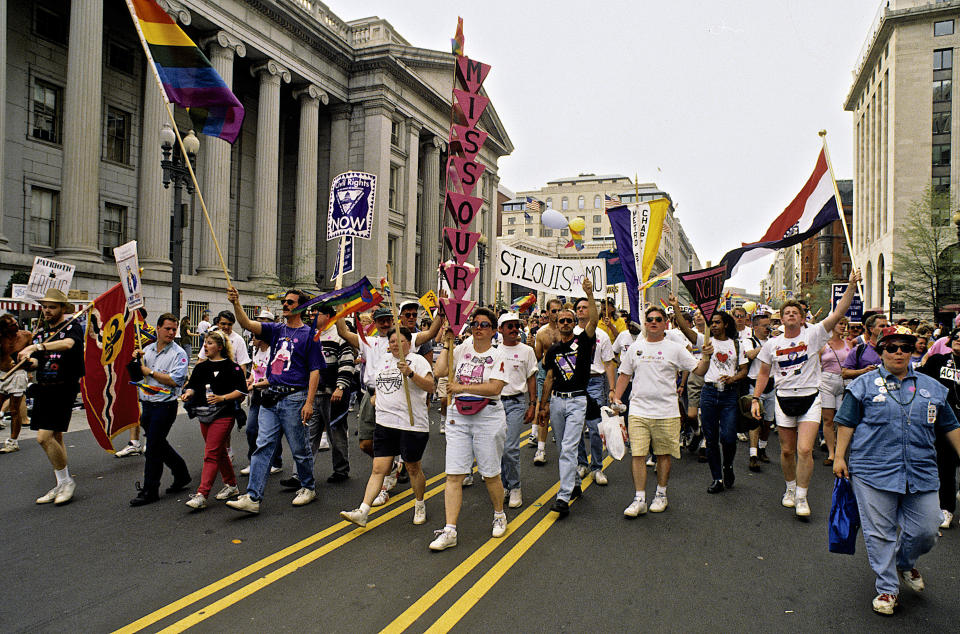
top-left (497, 245), bottom-right (607, 296)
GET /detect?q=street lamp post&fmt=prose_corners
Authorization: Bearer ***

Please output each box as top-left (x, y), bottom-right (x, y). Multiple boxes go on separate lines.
top-left (888, 272), bottom-right (896, 322)
top-left (160, 124), bottom-right (199, 319)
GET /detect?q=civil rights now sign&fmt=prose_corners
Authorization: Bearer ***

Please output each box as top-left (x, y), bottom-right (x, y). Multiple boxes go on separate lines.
top-left (497, 244), bottom-right (606, 296)
top-left (327, 171), bottom-right (376, 240)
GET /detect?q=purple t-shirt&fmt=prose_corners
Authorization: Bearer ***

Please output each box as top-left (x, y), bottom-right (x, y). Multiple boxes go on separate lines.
top-left (261, 322), bottom-right (324, 389)
top-left (841, 341), bottom-right (881, 371)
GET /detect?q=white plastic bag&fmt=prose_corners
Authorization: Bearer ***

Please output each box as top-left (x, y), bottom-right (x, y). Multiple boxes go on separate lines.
top-left (598, 406), bottom-right (628, 460)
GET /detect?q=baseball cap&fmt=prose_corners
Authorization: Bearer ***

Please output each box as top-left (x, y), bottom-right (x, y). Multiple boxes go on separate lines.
top-left (256, 309), bottom-right (275, 320)
top-left (399, 300), bottom-right (420, 312)
top-left (372, 307), bottom-right (393, 320)
top-left (498, 312), bottom-right (521, 327)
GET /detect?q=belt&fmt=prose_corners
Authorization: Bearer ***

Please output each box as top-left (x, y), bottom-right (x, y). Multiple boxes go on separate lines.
top-left (502, 393), bottom-right (526, 401)
top-left (553, 390), bottom-right (586, 398)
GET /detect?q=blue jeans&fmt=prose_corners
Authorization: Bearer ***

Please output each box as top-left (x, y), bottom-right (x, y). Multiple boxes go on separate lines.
top-left (851, 476), bottom-right (940, 594)
top-left (550, 394), bottom-right (586, 502)
top-left (246, 401), bottom-right (282, 469)
top-left (501, 394), bottom-right (530, 491)
top-left (578, 375), bottom-right (606, 472)
top-left (700, 384), bottom-right (738, 481)
top-left (247, 391), bottom-right (314, 500)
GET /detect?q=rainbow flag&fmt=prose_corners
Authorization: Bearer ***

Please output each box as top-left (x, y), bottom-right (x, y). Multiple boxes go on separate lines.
top-left (295, 277), bottom-right (384, 337)
top-left (639, 268), bottom-right (672, 292)
top-left (510, 293), bottom-right (536, 312)
top-left (126, 0), bottom-right (244, 143)
top-left (130, 381), bottom-right (172, 396)
top-left (451, 17), bottom-right (464, 55)
top-left (565, 230), bottom-right (585, 251)
top-left (659, 298), bottom-right (670, 311)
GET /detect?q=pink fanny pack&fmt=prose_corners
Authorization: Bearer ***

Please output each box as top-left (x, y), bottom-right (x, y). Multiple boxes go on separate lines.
top-left (455, 396), bottom-right (491, 415)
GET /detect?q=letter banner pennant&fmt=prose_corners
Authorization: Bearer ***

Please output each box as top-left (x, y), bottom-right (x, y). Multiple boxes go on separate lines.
top-left (456, 56), bottom-right (491, 93)
top-left (440, 297), bottom-right (476, 336)
top-left (453, 89), bottom-right (490, 128)
top-left (446, 191), bottom-right (484, 228)
top-left (449, 124), bottom-right (488, 162)
top-left (440, 262), bottom-right (479, 300)
top-left (677, 264), bottom-right (727, 323)
top-left (327, 171), bottom-right (376, 240)
top-left (443, 227), bottom-right (481, 265)
top-left (446, 156), bottom-right (486, 197)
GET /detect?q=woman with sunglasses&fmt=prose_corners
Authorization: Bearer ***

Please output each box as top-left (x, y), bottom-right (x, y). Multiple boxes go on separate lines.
top-left (431, 307), bottom-right (508, 551)
top-left (835, 326), bottom-right (960, 615)
top-left (180, 331), bottom-right (247, 509)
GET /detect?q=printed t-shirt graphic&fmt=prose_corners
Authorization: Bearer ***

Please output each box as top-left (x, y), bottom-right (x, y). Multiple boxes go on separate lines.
top-left (452, 341), bottom-right (508, 400)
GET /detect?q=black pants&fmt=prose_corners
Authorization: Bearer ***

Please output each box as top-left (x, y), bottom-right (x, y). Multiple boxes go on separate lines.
top-left (309, 392), bottom-right (350, 475)
top-left (936, 432), bottom-right (959, 513)
top-left (141, 401), bottom-right (190, 493)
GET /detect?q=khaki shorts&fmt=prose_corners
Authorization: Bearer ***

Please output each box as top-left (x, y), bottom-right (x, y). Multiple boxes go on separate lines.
top-left (628, 415), bottom-right (681, 459)
top-left (436, 376), bottom-right (449, 399)
top-left (358, 390), bottom-right (377, 441)
top-left (686, 373), bottom-right (704, 410)
top-left (0, 369), bottom-right (28, 397)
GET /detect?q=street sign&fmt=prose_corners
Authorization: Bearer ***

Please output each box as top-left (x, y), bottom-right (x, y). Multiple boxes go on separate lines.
top-left (831, 283), bottom-right (863, 322)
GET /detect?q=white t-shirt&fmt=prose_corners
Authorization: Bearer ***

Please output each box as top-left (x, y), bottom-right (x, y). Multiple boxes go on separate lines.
top-left (746, 336), bottom-right (769, 380)
top-left (197, 320), bottom-right (211, 336)
top-left (498, 342), bottom-right (538, 396)
top-left (199, 330), bottom-right (251, 366)
top-left (612, 330), bottom-right (637, 357)
top-left (703, 337), bottom-right (748, 384)
top-left (360, 336), bottom-right (391, 389)
top-left (666, 329), bottom-right (704, 360)
top-left (574, 326), bottom-right (614, 375)
top-left (452, 341), bottom-right (509, 400)
top-left (758, 323), bottom-right (831, 396)
top-left (251, 345), bottom-right (270, 382)
top-left (373, 353), bottom-right (432, 432)
top-left (738, 326), bottom-right (753, 340)
top-left (619, 337), bottom-right (698, 418)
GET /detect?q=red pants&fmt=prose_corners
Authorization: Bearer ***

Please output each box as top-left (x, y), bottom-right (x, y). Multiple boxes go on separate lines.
top-left (198, 417), bottom-right (237, 497)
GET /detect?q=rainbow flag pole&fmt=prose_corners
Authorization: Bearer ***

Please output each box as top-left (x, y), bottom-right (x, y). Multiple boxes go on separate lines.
top-left (123, 0), bottom-right (239, 287)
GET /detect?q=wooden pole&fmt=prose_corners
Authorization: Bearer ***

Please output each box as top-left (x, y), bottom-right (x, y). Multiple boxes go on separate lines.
top-left (386, 264), bottom-right (415, 426)
top-left (819, 130), bottom-right (864, 299)
top-left (335, 237), bottom-right (346, 291)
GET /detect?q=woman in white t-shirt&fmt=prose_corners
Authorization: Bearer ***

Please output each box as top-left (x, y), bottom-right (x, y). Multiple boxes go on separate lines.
top-left (430, 307), bottom-right (508, 551)
top-left (340, 327), bottom-right (434, 529)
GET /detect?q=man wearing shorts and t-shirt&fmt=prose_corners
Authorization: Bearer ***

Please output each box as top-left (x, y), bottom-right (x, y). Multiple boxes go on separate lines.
top-left (613, 305), bottom-right (709, 516)
top-left (752, 269), bottom-right (861, 519)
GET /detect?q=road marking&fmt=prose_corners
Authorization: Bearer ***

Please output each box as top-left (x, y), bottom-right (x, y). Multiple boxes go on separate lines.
top-left (423, 457), bottom-right (613, 633)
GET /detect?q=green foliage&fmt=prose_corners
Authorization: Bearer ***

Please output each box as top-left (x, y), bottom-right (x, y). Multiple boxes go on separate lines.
top-left (3, 271), bottom-right (29, 298)
top-left (897, 185), bottom-right (956, 317)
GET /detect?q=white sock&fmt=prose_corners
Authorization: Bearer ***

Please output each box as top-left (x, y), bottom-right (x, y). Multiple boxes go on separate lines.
top-left (786, 480), bottom-right (797, 492)
top-left (656, 485), bottom-right (667, 496)
top-left (537, 441), bottom-right (546, 451)
top-left (494, 510), bottom-right (506, 518)
top-left (797, 486), bottom-right (808, 500)
top-left (55, 467), bottom-right (70, 484)
top-left (759, 440), bottom-right (768, 449)
top-left (444, 523), bottom-right (457, 532)
top-left (634, 491), bottom-right (645, 503)
top-left (359, 502), bottom-right (371, 514)
top-left (749, 447), bottom-right (758, 457)
top-left (415, 499), bottom-right (425, 506)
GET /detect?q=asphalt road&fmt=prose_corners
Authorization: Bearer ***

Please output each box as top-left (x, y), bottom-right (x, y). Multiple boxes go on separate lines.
top-left (1, 404), bottom-right (958, 633)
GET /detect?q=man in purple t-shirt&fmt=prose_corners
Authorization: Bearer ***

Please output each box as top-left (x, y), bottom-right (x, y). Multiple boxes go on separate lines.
top-left (841, 313), bottom-right (888, 382)
top-left (225, 287), bottom-right (324, 514)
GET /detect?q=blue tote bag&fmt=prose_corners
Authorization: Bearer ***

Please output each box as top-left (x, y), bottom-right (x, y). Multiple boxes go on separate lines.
top-left (828, 477), bottom-right (861, 555)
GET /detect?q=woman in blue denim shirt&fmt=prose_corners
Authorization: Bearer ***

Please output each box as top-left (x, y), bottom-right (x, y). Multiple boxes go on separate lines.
top-left (834, 326), bottom-right (960, 616)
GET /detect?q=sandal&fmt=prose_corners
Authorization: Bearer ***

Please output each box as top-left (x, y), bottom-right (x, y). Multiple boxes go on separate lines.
top-left (823, 458), bottom-right (834, 466)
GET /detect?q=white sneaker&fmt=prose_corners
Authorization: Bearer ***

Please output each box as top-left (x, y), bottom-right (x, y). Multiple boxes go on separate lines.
top-left (439, 423), bottom-right (446, 435)
top-left (115, 441), bottom-right (143, 458)
top-left (781, 489), bottom-right (797, 508)
top-left (940, 509), bottom-right (953, 529)
top-left (593, 470), bottom-right (608, 485)
top-left (624, 497), bottom-right (647, 517)
top-left (186, 493), bottom-right (207, 509)
top-left (533, 448), bottom-right (546, 465)
top-left (292, 487), bottom-right (316, 506)
top-left (372, 489), bottom-right (389, 507)
top-left (269, 466), bottom-right (282, 475)
top-left (462, 474), bottom-right (474, 487)
top-left (795, 497), bottom-right (811, 518)
top-left (0, 438), bottom-right (19, 453)
top-left (649, 493), bottom-right (668, 513)
top-left (492, 513), bottom-right (507, 538)
top-left (227, 448), bottom-right (234, 463)
top-left (413, 501), bottom-right (427, 525)
top-left (36, 485), bottom-right (60, 504)
top-left (737, 432), bottom-right (748, 442)
top-left (214, 484), bottom-right (240, 500)
top-left (645, 455), bottom-right (655, 467)
top-left (872, 592), bottom-right (898, 615)
top-left (527, 431), bottom-right (538, 444)
top-left (898, 568), bottom-right (925, 592)
top-left (429, 527), bottom-right (458, 551)
top-left (383, 473), bottom-right (398, 492)
top-left (54, 479), bottom-right (76, 505)
top-left (318, 432), bottom-right (331, 451)
top-left (340, 508), bottom-right (368, 527)
top-left (226, 494), bottom-right (260, 514)
top-left (508, 488), bottom-right (523, 508)
top-left (576, 465), bottom-right (589, 479)
top-left (240, 465), bottom-right (251, 476)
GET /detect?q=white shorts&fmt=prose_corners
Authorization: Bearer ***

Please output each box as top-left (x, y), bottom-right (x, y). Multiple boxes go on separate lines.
top-left (774, 393), bottom-right (822, 429)
top-left (444, 400), bottom-right (506, 478)
top-left (0, 369), bottom-right (28, 397)
top-left (818, 372), bottom-right (844, 410)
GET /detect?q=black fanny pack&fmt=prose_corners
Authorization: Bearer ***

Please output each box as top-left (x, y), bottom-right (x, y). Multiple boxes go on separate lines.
top-left (261, 385), bottom-right (300, 408)
top-left (776, 393), bottom-right (817, 417)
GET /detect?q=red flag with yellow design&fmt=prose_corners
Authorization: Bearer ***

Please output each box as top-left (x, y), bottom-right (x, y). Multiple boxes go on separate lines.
top-left (80, 284), bottom-right (141, 452)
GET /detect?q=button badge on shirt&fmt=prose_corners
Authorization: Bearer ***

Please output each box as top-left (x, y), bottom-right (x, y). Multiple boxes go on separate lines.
top-left (928, 403), bottom-right (937, 424)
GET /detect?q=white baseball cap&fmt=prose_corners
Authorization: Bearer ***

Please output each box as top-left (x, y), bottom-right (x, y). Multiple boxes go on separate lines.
top-left (256, 309), bottom-right (275, 320)
top-left (498, 312), bottom-right (522, 327)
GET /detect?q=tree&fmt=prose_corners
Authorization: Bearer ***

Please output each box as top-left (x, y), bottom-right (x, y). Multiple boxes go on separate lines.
top-left (897, 186), bottom-right (956, 319)
top-left (3, 271), bottom-right (29, 298)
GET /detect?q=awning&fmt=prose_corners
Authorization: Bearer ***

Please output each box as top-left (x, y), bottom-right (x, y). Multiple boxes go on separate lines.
top-left (0, 299), bottom-right (42, 311)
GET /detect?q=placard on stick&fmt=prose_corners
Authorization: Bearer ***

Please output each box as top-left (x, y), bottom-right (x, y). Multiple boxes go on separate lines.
top-left (113, 240), bottom-right (144, 311)
top-left (25, 256), bottom-right (75, 301)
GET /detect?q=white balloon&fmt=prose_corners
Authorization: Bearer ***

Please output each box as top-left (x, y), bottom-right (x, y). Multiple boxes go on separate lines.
top-left (541, 209), bottom-right (568, 230)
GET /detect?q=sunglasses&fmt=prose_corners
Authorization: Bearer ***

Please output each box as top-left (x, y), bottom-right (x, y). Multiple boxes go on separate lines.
top-left (645, 316), bottom-right (664, 323)
top-left (471, 321), bottom-right (493, 329)
top-left (401, 312), bottom-right (418, 318)
top-left (883, 343), bottom-right (913, 354)
top-left (502, 322), bottom-right (520, 329)
top-left (549, 309), bottom-right (558, 313)
top-left (558, 318), bottom-right (574, 324)
top-left (281, 299), bottom-right (297, 306)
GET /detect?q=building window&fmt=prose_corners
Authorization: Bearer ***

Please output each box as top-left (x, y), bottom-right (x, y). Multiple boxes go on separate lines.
top-left (561, 197), bottom-right (569, 210)
top-left (841, 262), bottom-right (850, 278)
top-left (389, 166), bottom-right (400, 210)
top-left (105, 107), bottom-right (130, 164)
top-left (507, 229), bottom-right (515, 235)
top-left (935, 48), bottom-right (954, 71)
top-left (935, 20), bottom-right (954, 36)
top-left (106, 40), bottom-right (135, 74)
top-left (934, 175), bottom-right (950, 194)
top-left (933, 143), bottom-right (951, 166)
top-left (387, 235), bottom-right (399, 269)
top-left (187, 301), bottom-right (208, 352)
top-left (593, 215), bottom-right (601, 223)
top-left (593, 227), bottom-right (601, 235)
top-left (545, 198), bottom-right (552, 209)
top-left (30, 187), bottom-right (58, 248)
top-left (561, 228), bottom-right (569, 236)
top-left (577, 195), bottom-right (584, 209)
top-left (390, 120), bottom-right (402, 147)
top-left (525, 229), bottom-right (533, 236)
top-left (31, 78), bottom-right (62, 143)
top-left (507, 216), bottom-right (515, 225)
top-left (593, 195), bottom-right (601, 209)
top-left (34, 0), bottom-right (68, 44)
top-left (543, 229), bottom-right (552, 237)
top-left (933, 79), bottom-right (952, 102)
top-left (101, 203), bottom-right (126, 258)
top-left (933, 111), bottom-right (951, 134)
top-left (525, 216), bottom-right (532, 224)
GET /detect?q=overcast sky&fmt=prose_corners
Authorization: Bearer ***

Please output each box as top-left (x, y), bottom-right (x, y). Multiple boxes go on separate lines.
top-left (326, 0), bottom-right (883, 292)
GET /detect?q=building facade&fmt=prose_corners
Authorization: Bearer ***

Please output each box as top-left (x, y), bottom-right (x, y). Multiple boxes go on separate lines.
top-left (844, 0), bottom-right (960, 317)
top-left (0, 0), bottom-right (512, 320)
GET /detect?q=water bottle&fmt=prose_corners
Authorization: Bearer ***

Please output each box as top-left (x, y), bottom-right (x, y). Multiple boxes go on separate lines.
top-left (205, 384), bottom-right (213, 401)
top-left (716, 379), bottom-right (725, 392)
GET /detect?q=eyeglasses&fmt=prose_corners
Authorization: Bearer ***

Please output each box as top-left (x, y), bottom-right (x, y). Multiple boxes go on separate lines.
top-left (471, 321), bottom-right (493, 329)
top-left (558, 318), bottom-right (574, 324)
top-left (645, 316), bottom-right (664, 323)
top-left (549, 309), bottom-right (558, 313)
top-left (401, 312), bottom-right (418, 318)
top-left (281, 299), bottom-right (297, 306)
top-left (502, 322), bottom-right (520, 329)
top-left (883, 343), bottom-right (913, 354)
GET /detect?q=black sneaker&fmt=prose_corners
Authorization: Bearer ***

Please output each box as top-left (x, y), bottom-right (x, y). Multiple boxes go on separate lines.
top-left (551, 498), bottom-right (569, 518)
top-left (280, 475), bottom-right (301, 490)
top-left (397, 467), bottom-right (410, 484)
top-left (758, 448), bottom-right (770, 463)
top-left (570, 484), bottom-right (582, 499)
top-left (327, 472), bottom-right (349, 484)
top-left (165, 475), bottom-right (192, 494)
top-left (723, 467), bottom-right (735, 489)
top-left (749, 456), bottom-right (761, 472)
top-left (130, 483), bottom-right (160, 507)
top-left (697, 447), bottom-right (707, 463)
top-left (706, 480), bottom-right (725, 494)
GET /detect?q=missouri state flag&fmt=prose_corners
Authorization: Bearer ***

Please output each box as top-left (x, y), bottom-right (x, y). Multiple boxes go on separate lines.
top-left (720, 148), bottom-right (840, 278)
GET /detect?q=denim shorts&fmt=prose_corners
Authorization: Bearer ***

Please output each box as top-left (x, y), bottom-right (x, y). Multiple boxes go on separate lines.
top-left (445, 399), bottom-right (506, 477)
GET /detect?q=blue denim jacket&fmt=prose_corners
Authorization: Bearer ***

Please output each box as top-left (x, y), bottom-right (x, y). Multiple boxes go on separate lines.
top-left (835, 365), bottom-right (959, 494)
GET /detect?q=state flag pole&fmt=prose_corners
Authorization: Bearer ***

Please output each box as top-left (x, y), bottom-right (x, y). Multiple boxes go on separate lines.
top-left (819, 130), bottom-right (864, 298)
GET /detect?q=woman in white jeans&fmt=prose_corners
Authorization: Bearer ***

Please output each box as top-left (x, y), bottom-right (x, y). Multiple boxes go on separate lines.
top-left (818, 316), bottom-right (850, 466)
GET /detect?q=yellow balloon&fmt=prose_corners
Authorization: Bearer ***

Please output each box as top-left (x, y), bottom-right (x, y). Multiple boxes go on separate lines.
top-left (742, 300), bottom-right (757, 314)
top-left (569, 217), bottom-right (585, 232)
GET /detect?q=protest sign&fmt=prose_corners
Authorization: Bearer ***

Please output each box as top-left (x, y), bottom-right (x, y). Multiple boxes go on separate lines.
top-left (831, 283), bottom-right (864, 322)
top-left (327, 171), bottom-right (376, 240)
top-left (497, 244), bottom-right (606, 296)
top-left (677, 264), bottom-right (727, 323)
top-left (113, 241), bottom-right (144, 311)
top-left (25, 256), bottom-right (75, 301)
top-left (330, 236), bottom-right (355, 281)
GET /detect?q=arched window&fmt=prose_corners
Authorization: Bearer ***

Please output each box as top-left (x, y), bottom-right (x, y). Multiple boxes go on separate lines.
top-left (594, 195), bottom-right (602, 209)
top-left (865, 261), bottom-right (873, 307)
top-left (578, 196), bottom-right (585, 209)
top-left (546, 198), bottom-right (553, 209)
top-left (561, 197), bottom-right (569, 210)
top-left (878, 254), bottom-right (885, 308)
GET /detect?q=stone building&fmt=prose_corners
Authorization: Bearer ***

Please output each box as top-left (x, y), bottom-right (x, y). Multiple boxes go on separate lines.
top-left (0, 0), bottom-right (512, 322)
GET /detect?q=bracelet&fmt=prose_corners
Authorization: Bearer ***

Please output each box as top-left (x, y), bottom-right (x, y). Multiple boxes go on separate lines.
top-left (751, 396), bottom-right (760, 401)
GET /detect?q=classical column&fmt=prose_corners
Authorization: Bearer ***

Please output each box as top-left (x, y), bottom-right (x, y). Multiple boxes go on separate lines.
top-left (57, 0), bottom-right (103, 262)
top-left (293, 85), bottom-right (327, 286)
top-left (136, 76), bottom-right (172, 270)
top-left (360, 100), bottom-right (393, 280)
top-left (248, 60), bottom-right (290, 285)
top-left (0, 0), bottom-right (9, 251)
top-left (196, 31), bottom-right (245, 276)
top-left (403, 121), bottom-right (421, 293)
top-left (420, 137), bottom-right (442, 291)
top-left (329, 105), bottom-right (351, 178)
